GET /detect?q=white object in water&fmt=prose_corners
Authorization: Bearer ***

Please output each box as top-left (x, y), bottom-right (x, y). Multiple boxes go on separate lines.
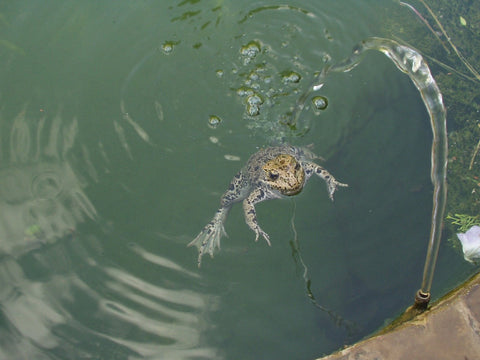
top-left (457, 225), bottom-right (480, 263)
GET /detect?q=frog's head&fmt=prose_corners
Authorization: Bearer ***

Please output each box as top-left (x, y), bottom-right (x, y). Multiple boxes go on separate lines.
top-left (262, 154), bottom-right (305, 196)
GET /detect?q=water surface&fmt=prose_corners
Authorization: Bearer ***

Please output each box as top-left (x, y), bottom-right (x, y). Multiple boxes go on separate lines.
top-left (0, 1), bottom-right (474, 359)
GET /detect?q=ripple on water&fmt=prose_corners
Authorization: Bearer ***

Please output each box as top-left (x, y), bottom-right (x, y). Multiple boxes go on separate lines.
top-left (0, 108), bottom-right (96, 257)
top-left (0, 234), bottom-right (221, 359)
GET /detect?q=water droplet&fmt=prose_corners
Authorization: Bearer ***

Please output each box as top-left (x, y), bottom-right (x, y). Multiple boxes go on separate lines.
top-left (312, 96), bottom-right (328, 110)
top-left (281, 71), bottom-right (301, 84)
top-left (216, 69), bottom-right (224, 78)
top-left (208, 115), bottom-right (222, 128)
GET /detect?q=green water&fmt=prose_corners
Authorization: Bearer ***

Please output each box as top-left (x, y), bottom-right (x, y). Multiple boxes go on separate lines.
top-left (0, 1), bottom-right (474, 359)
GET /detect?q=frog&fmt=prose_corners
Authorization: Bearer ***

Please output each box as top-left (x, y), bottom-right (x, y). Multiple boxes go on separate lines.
top-left (188, 144), bottom-right (348, 266)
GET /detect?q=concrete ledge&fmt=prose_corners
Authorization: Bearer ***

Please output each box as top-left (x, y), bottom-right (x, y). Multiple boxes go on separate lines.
top-left (317, 272), bottom-right (480, 360)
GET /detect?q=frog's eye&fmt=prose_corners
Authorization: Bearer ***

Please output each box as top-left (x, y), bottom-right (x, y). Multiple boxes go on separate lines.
top-left (268, 171), bottom-right (279, 181)
top-left (294, 163), bottom-right (301, 171)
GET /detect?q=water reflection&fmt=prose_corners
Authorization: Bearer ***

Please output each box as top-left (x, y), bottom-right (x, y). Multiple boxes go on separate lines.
top-left (0, 107), bottom-right (220, 359)
top-left (0, 107), bottom-right (95, 256)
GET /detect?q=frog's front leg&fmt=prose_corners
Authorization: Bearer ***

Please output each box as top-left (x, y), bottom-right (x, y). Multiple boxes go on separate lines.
top-left (303, 162), bottom-right (348, 200)
top-left (243, 187), bottom-right (280, 245)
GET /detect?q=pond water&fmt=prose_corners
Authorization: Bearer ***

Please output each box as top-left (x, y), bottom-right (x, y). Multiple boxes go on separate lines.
top-left (0, 1), bottom-right (475, 359)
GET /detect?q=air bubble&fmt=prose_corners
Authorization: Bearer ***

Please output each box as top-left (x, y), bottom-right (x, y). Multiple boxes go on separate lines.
top-left (281, 71), bottom-right (301, 84)
top-left (209, 136), bottom-right (219, 144)
top-left (236, 87), bottom-right (254, 97)
top-left (161, 41), bottom-right (179, 54)
top-left (246, 94), bottom-right (263, 106)
top-left (216, 69), bottom-right (224, 78)
top-left (246, 70), bottom-right (259, 81)
top-left (224, 154), bottom-right (241, 161)
top-left (312, 96), bottom-right (328, 110)
top-left (266, 88), bottom-right (276, 97)
top-left (247, 104), bottom-right (260, 116)
top-left (208, 115), bottom-right (222, 128)
top-left (240, 41), bottom-right (261, 64)
top-left (246, 94), bottom-right (263, 116)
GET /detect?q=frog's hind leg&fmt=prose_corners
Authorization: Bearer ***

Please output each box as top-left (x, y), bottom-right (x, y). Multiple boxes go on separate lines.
top-left (188, 207), bottom-right (229, 267)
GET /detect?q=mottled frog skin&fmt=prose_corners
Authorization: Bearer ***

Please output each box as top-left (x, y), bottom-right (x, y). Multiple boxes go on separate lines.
top-left (188, 145), bottom-right (348, 266)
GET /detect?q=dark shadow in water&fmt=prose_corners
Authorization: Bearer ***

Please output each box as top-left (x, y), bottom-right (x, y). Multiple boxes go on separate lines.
top-left (288, 200), bottom-right (361, 340)
top-left (293, 37), bottom-right (448, 301)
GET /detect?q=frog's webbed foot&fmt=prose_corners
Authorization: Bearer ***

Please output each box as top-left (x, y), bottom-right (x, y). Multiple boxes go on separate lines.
top-left (253, 225), bottom-right (271, 246)
top-left (325, 178), bottom-right (349, 201)
top-left (188, 207), bottom-right (229, 267)
top-left (243, 189), bottom-right (274, 246)
top-left (304, 162), bottom-right (348, 201)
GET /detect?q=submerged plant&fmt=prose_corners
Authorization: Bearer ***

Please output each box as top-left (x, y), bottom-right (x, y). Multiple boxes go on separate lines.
top-left (399, 0), bottom-right (480, 82)
top-left (446, 213), bottom-right (480, 233)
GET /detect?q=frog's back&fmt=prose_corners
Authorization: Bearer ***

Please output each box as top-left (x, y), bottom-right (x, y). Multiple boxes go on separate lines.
top-left (247, 144), bottom-right (301, 164)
